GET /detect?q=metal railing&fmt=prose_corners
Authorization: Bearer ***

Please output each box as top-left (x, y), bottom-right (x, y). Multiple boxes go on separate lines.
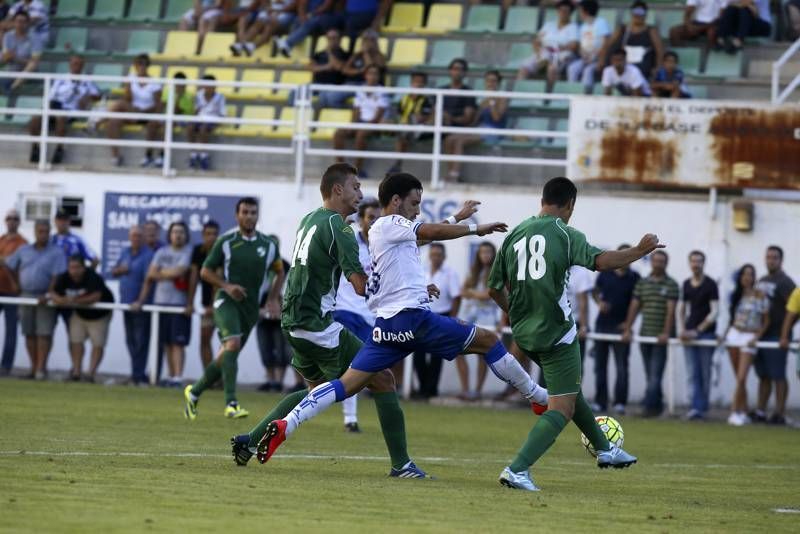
top-left (771, 36), bottom-right (800, 103)
top-left (0, 71), bottom-right (568, 191)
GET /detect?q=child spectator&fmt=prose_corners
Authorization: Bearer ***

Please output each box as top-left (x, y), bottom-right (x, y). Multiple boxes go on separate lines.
top-left (601, 48), bottom-right (652, 96)
top-left (651, 51), bottom-right (691, 98)
top-left (189, 74), bottom-right (227, 170)
top-left (388, 71), bottom-right (432, 174)
top-left (517, 0), bottom-right (579, 85)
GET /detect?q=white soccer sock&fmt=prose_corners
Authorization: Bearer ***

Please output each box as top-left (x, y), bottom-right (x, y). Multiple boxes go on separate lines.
top-left (284, 381), bottom-right (340, 436)
top-left (487, 353), bottom-right (548, 405)
top-left (342, 393), bottom-right (358, 425)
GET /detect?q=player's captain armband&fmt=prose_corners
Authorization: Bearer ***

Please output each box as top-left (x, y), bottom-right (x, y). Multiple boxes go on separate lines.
top-left (392, 216), bottom-right (413, 228)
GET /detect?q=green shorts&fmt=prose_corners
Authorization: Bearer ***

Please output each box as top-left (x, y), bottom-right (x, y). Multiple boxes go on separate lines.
top-left (520, 338), bottom-right (582, 396)
top-left (214, 298), bottom-right (257, 345)
top-left (287, 328), bottom-right (363, 383)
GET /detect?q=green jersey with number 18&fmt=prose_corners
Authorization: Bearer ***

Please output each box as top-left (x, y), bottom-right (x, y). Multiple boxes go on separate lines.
top-left (488, 214), bottom-right (604, 353)
top-left (281, 207), bottom-right (364, 333)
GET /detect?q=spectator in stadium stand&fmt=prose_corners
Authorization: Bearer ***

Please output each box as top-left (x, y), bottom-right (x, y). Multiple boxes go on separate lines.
top-left (457, 242), bottom-right (501, 400)
top-left (715, 0), bottom-right (772, 54)
top-left (52, 254), bottom-right (114, 383)
top-left (779, 286), bottom-right (800, 380)
top-left (2, 219), bottom-right (65, 380)
top-left (132, 221), bottom-right (193, 387)
top-left (342, 29), bottom-right (386, 84)
top-left (274, 0), bottom-right (340, 58)
top-left (0, 208), bottom-right (26, 376)
top-left (387, 70), bottom-right (432, 174)
top-left (440, 58), bottom-right (477, 181)
top-left (753, 246), bottom-right (796, 425)
top-left (3, 0), bottom-right (48, 47)
top-left (516, 0), bottom-right (579, 85)
top-left (257, 256), bottom-right (292, 391)
top-left (788, 0), bottom-right (800, 39)
top-left (591, 244), bottom-right (640, 415)
top-left (106, 54), bottom-right (163, 168)
top-left (143, 220), bottom-right (165, 252)
top-left (443, 69), bottom-right (508, 182)
top-left (413, 243), bottom-right (461, 399)
top-left (601, 48), bottom-right (652, 96)
top-left (110, 225), bottom-right (154, 386)
top-left (650, 51), bottom-right (692, 98)
top-left (310, 27), bottom-right (350, 109)
top-left (188, 74), bottom-right (227, 171)
top-left (622, 250), bottom-right (679, 417)
top-left (336, 0), bottom-right (390, 46)
top-left (27, 54), bottom-right (101, 165)
top-left (333, 64), bottom-right (388, 178)
top-left (608, 1), bottom-right (664, 79)
top-left (668, 0), bottom-right (723, 46)
top-left (51, 209), bottom-right (98, 269)
top-left (567, 0), bottom-right (612, 93)
top-left (179, 0), bottom-right (219, 33)
top-left (0, 10), bottom-right (41, 93)
top-left (721, 264), bottom-right (769, 426)
top-left (678, 250), bottom-right (719, 421)
top-left (162, 72), bottom-right (194, 124)
top-left (193, 0), bottom-right (248, 55)
top-left (187, 220), bottom-right (220, 369)
top-left (230, 0), bottom-right (297, 57)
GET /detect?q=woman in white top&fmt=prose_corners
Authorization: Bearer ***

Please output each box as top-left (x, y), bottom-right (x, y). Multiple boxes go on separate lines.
top-left (722, 264), bottom-right (770, 426)
top-left (517, 0), bottom-right (579, 85)
top-left (106, 54), bottom-right (163, 168)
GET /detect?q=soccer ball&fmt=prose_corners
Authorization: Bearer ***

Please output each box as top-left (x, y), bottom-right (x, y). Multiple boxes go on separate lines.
top-left (580, 416), bottom-right (624, 457)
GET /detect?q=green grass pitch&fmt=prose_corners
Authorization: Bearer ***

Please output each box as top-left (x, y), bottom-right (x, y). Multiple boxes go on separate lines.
top-left (1, 380), bottom-right (798, 532)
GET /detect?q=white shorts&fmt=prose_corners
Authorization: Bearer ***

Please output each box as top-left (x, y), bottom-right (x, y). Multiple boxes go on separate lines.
top-left (182, 7), bottom-right (223, 25)
top-left (725, 327), bottom-right (757, 355)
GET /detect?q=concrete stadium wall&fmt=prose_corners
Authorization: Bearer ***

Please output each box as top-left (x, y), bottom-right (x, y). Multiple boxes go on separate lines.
top-left (2, 169), bottom-right (799, 410)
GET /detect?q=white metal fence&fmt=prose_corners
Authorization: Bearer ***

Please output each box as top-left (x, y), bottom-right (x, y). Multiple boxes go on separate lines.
top-left (772, 36), bottom-right (800, 103)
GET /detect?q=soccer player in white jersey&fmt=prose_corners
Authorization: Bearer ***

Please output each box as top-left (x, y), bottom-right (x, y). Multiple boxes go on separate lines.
top-left (255, 172), bottom-right (550, 469)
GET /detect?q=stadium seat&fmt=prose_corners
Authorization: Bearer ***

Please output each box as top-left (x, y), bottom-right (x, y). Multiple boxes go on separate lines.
top-left (52, 27), bottom-right (88, 53)
top-left (549, 81), bottom-right (586, 108)
top-left (264, 38), bottom-right (312, 65)
top-left (702, 51), bottom-right (742, 78)
top-left (55, 0), bottom-right (89, 19)
top-left (500, 117), bottom-right (549, 148)
top-left (163, 0), bottom-right (193, 22)
top-left (420, 4), bottom-right (463, 34)
top-left (671, 47), bottom-right (702, 76)
top-left (265, 107), bottom-right (297, 139)
top-left (152, 31), bottom-right (197, 61)
top-left (272, 70), bottom-right (312, 101)
top-left (311, 108), bottom-right (351, 141)
top-left (226, 106), bottom-right (276, 137)
top-left (550, 118), bottom-right (568, 148)
top-left (200, 33), bottom-right (235, 61)
top-left (10, 96), bottom-right (42, 125)
top-left (92, 63), bottom-right (125, 93)
top-left (388, 38), bottom-right (427, 67)
top-left (461, 5), bottom-right (501, 33)
top-left (506, 42), bottom-right (533, 69)
top-left (657, 9), bottom-right (684, 37)
top-left (428, 40), bottom-right (466, 68)
top-left (125, 30), bottom-right (162, 56)
top-left (234, 69), bottom-right (276, 100)
top-left (503, 6), bottom-right (539, 34)
top-left (54, 61), bottom-right (71, 73)
top-left (127, 0), bottom-right (162, 22)
top-left (383, 3), bottom-right (424, 33)
top-left (510, 79), bottom-right (547, 109)
top-left (202, 67), bottom-right (237, 96)
top-left (90, 2), bottom-right (125, 21)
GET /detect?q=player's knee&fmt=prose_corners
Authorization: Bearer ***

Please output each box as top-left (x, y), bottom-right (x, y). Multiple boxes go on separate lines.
top-left (470, 327), bottom-right (499, 353)
top-left (224, 337), bottom-right (242, 352)
top-left (366, 369), bottom-right (396, 393)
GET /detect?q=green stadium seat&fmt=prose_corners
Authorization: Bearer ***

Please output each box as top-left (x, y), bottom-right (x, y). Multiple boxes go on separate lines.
top-left (671, 47), bottom-right (702, 76)
top-left (128, 0), bottom-right (162, 22)
top-left (510, 79), bottom-right (547, 109)
top-left (125, 30), bottom-right (161, 55)
top-left (506, 42), bottom-right (533, 69)
top-left (550, 118), bottom-right (568, 148)
top-left (428, 40), bottom-right (466, 68)
top-left (10, 96), bottom-right (42, 125)
top-left (548, 81), bottom-right (585, 108)
top-left (163, 0), bottom-right (193, 22)
top-left (658, 9), bottom-right (685, 38)
top-left (383, 3), bottom-right (424, 33)
top-left (702, 51), bottom-right (742, 78)
top-left (461, 5), bottom-right (501, 33)
top-left (503, 6), bottom-right (539, 34)
top-left (55, 0), bottom-right (89, 19)
top-left (90, 2), bottom-right (125, 20)
top-left (421, 4), bottom-right (463, 34)
top-left (500, 117), bottom-right (549, 149)
top-left (52, 27), bottom-right (88, 53)
top-left (92, 63), bottom-right (125, 93)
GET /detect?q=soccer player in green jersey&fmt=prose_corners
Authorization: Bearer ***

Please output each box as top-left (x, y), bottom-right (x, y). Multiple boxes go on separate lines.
top-left (488, 177), bottom-right (663, 491)
top-left (184, 197), bottom-right (284, 419)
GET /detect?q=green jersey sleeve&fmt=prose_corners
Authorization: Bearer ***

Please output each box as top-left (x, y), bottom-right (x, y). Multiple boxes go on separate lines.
top-left (565, 225), bottom-right (603, 271)
top-left (487, 241), bottom-right (507, 291)
top-left (202, 236), bottom-right (225, 271)
top-left (329, 215), bottom-right (364, 280)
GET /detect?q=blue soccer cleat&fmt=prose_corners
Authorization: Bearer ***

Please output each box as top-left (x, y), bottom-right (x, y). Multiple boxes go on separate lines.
top-left (499, 466), bottom-right (540, 491)
top-left (230, 434), bottom-right (255, 466)
top-left (389, 461), bottom-right (431, 479)
top-left (597, 444), bottom-right (637, 469)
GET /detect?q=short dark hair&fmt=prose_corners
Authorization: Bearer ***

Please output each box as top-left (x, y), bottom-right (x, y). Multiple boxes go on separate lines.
top-left (689, 250), bottom-right (705, 261)
top-left (378, 172), bottom-right (423, 207)
top-left (556, 0), bottom-right (575, 11)
top-left (14, 10), bottom-right (30, 20)
top-left (448, 58), bottom-right (468, 71)
top-left (174, 71), bottom-right (187, 79)
top-left (144, 220), bottom-right (160, 229)
top-left (34, 219), bottom-right (50, 228)
top-left (767, 245), bottom-right (784, 260)
top-left (542, 176), bottom-right (577, 208)
top-left (664, 50), bottom-right (679, 62)
top-left (611, 48), bottom-right (627, 58)
top-left (410, 71), bottom-right (428, 83)
top-left (429, 243), bottom-right (445, 254)
top-left (68, 253), bottom-right (85, 265)
top-left (236, 197), bottom-right (259, 213)
top-left (55, 209), bottom-right (70, 221)
top-left (134, 53), bottom-right (150, 66)
top-left (579, 0), bottom-right (599, 17)
top-left (357, 197), bottom-right (380, 219)
top-left (167, 221), bottom-right (189, 245)
top-left (485, 69), bottom-right (502, 83)
top-left (202, 74), bottom-right (216, 81)
top-left (203, 220), bottom-right (220, 231)
top-left (651, 249), bottom-right (669, 263)
top-left (320, 163), bottom-right (358, 199)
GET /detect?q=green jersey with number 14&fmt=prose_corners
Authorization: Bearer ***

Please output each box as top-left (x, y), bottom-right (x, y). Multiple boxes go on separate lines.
top-left (488, 214), bottom-right (603, 353)
top-left (281, 207), bottom-right (364, 333)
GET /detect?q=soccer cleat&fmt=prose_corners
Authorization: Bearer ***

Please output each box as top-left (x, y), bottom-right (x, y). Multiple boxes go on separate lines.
top-left (256, 420), bottom-right (287, 464)
top-left (499, 467), bottom-right (540, 491)
top-left (596, 444), bottom-right (637, 469)
top-left (183, 385), bottom-right (198, 420)
top-left (531, 402), bottom-right (547, 415)
top-left (388, 461), bottom-right (430, 479)
top-left (224, 403), bottom-right (249, 419)
top-left (344, 422), bottom-right (361, 433)
top-left (230, 434), bottom-right (255, 466)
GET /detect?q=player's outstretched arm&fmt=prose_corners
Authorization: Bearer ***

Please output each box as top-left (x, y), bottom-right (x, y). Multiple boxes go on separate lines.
top-left (416, 221), bottom-right (508, 242)
top-left (595, 233), bottom-right (664, 271)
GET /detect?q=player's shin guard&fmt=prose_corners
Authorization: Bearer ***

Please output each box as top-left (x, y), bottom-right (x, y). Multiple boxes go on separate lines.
top-left (221, 350), bottom-right (239, 405)
top-left (572, 392), bottom-right (611, 451)
top-left (342, 394), bottom-right (358, 425)
top-left (373, 391), bottom-right (411, 470)
top-left (484, 342), bottom-right (547, 404)
top-left (190, 360), bottom-right (222, 398)
top-left (284, 380), bottom-right (346, 435)
top-left (509, 410), bottom-right (568, 472)
top-left (247, 389), bottom-right (308, 448)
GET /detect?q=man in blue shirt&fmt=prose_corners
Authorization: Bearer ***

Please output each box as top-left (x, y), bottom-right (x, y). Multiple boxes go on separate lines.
top-left (111, 225), bottom-right (154, 385)
top-left (3, 219), bottom-right (66, 379)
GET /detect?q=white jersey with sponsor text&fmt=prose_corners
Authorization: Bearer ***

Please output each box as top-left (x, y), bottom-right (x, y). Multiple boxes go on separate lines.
top-left (367, 215), bottom-right (430, 319)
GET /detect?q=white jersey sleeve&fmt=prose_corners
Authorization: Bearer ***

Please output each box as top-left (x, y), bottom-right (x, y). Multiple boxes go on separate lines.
top-left (381, 215), bottom-right (423, 244)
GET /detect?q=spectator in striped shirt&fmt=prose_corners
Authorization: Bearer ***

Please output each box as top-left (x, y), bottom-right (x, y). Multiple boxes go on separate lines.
top-left (622, 250), bottom-right (679, 417)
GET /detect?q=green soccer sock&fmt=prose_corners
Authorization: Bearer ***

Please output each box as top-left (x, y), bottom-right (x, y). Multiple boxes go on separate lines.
top-left (221, 350), bottom-right (239, 405)
top-left (509, 410), bottom-right (568, 473)
top-left (572, 392), bottom-right (610, 451)
top-left (190, 361), bottom-right (222, 398)
top-left (247, 389), bottom-right (308, 448)
top-left (372, 391), bottom-right (411, 470)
